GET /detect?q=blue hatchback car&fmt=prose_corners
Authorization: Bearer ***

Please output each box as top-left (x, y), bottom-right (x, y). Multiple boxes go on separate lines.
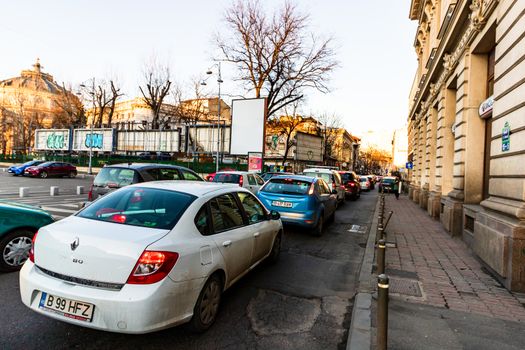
top-left (7, 160), bottom-right (45, 176)
top-left (257, 175), bottom-right (337, 236)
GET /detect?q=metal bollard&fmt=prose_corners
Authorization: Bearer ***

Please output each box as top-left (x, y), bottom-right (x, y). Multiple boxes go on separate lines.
top-left (376, 226), bottom-right (384, 242)
top-left (377, 274), bottom-right (389, 350)
top-left (50, 186), bottom-right (59, 196)
top-left (19, 187), bottom-right (29, 198)
top-left (377, 239), bottom-right (386, 275)
top-left (76, 186), bottom-right (84, 195)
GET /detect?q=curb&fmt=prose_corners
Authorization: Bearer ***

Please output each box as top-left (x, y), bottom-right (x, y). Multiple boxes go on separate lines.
top-left (346, 194), bottom-right (381, 350)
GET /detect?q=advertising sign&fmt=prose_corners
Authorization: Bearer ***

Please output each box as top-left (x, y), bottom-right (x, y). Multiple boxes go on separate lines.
top-left (72, 129), bottom-right (114, 152)
top-left (230, 98), bottom-right (266, 155)
top-left (117, 130), bottom-right (180, 152)
top-left (34, 129), bottom-right (71, 151)
top-left (248, 152), bottom-right (263, 173)
top-left (502, 121), bottom-right (510, 152)
top-left (479, 95), bottom-right (494, 118)
top-left (187, 126), bottom-right (231, 153)
top-left (294, 132), bottom-right (323, 162)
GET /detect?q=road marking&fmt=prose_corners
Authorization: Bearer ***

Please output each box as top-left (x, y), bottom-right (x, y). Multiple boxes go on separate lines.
top-left (348, 225), bottom-right (367, 233)
top-left (41, 206), bottom-right (77, 214)
top-left (59, 203), bottom-right (82, 208)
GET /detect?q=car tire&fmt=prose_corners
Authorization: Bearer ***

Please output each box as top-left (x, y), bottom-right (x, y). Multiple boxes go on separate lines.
top-left (189, 274), bottom-right (223, 333)
top-left (267, 232), bottom-right (282, 264)
top-left (40, 171), bottom-right (48, 179)
top-left (312, 214), bottom-right (324, 237)
top-left (69, 171), bottom-right (77, 178)
top-left (0, 229), bottom-right (34, 272)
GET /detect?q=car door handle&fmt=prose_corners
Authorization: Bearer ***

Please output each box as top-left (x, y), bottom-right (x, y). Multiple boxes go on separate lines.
top-left (222, 240), bottom-right (232, 247)
top-left (253, 232), bottom-right (260, 238)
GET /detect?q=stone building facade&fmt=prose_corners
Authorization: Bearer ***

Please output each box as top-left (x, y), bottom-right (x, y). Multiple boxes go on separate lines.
top-left (408, 0), bottom-right (525, 291)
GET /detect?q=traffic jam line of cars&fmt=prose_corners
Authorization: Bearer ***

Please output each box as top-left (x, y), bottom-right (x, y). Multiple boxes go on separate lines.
top-left (1, 161), bottom-right (380, 334)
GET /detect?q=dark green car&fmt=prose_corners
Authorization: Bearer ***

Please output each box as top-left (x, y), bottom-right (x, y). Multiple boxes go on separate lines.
top-left (0, 201), bottom-right (54, 272)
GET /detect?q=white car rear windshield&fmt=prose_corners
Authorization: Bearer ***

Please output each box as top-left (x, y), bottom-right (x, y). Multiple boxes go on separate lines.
top-left (78, 187), bottom-right (196, 229)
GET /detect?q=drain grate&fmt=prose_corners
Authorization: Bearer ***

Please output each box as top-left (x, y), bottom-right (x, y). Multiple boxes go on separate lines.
top-left (389, 278), bottom-right (422, 297)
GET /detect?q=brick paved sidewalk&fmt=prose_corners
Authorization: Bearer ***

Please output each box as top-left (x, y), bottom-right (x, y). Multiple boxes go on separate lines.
top-left (383, 194), bottom-right (525, 322)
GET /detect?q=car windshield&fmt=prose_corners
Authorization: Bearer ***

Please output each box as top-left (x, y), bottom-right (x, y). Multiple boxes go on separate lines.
top-left (38, 162), bottom-right (53, 167)
top-left (212, 173), bottom-right (241, 184)
top-left (21, 160), bottom-right (41, 166)
top-left (77, 187), bottom-right (196, 229)
top-left (382, 178), bottom-right (395, 184)
top-left (303, 172), bottom-right (331, 184)
top-left (261, 178), bottom-right (311, 195)
top-left (94, 167), bottom-right (138, 187)
top-left (360, 177), bottom-right (368, 182)
top-left (340, 173), bottom-right (354, 182)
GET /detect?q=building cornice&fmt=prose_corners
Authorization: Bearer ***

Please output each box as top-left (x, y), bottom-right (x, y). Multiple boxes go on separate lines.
top-left (408, 0), bottom-right (498, 119)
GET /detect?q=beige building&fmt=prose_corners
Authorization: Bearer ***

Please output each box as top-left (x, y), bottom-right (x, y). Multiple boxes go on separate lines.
top-left (408, 0), bottom-right (525, 291)
top-left (0, 59), bottom-right (80, 154)
top-left (391, 126), bottom-right (408, 169)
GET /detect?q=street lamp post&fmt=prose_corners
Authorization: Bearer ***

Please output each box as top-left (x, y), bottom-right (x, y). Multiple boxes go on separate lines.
top-left (205, 62), bottom-right (223, 173)
top-left (79, 78), bottom-right (95, 175)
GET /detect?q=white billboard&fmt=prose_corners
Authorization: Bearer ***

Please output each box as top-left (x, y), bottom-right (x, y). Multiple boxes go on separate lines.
top-left (72, 129), bottom-right (114, 152)
top-left (295, 132), bottom-right (323, 162)
top-left (230, 98), bottom-right (266, 155)
top-left (117, 130), bottom-right (180, 152)
top-left (188, 126), bottom-right (230, 153)
top-left (34, 129), bottom-right (71, 151)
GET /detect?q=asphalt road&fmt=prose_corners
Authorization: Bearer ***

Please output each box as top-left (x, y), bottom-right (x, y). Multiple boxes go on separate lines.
top-left (0, 174), bottom-right (378, 350)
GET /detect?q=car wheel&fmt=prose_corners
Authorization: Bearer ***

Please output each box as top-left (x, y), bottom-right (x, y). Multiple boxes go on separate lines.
top-left (267, 232), bottom-right (282, 264)
top-left (40, 171), bottom-right (48, 179)
top-left (0, 229), bottom-right (34, 272)
top-left (69, 171), bottom-right (77, 178)
top-left (312, 214), bottom-right (324, 237)
top-left (189, 274), bottom-right (223, 332)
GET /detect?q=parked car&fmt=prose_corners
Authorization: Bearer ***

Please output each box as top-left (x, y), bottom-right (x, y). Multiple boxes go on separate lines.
top-left (88, 163), bottom-right (204, 201)
top-left (0, 201), bottom-right (54, 272)
top-left (359, 176), bottom-right (371, 191)
top-left (378, 176), bottom-right (397, 193)
top-left (338, 171), bottom-right (361, 200)
top-left (257, 175), bottom-right (337, 236)
top-left (302, 168), bottom-right (345, 206)
top-left (212, 171), bottom-right (265, 195)
top-left (260, 172), bottom-right (294, 182)
top-left (20, 182), bottom-right (282, 333)
top-left (137, 152), bottom-right (172, 161)
top-left (7, 160), bottom-right (45, 176)
top-left (24, 162), bottom-right (77, 178)
top-left (205, 168), bottom-right (236, 182)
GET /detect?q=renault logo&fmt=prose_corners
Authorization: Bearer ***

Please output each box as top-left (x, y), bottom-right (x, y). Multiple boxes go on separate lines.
top-left (70, 237), bottom-right (80, 251)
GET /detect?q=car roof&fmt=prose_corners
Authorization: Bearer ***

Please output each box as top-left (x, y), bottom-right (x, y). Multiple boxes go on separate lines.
top-left (215, 171), bottom-right (252, 175)
top-left (270, 174), bottom-right (316, 182)
top-left (129, 180), bottom-right (241, 196)
top-left (103, 163), bottom-right (191, 171)
top-left (303, 168), bottom-right (335, 174)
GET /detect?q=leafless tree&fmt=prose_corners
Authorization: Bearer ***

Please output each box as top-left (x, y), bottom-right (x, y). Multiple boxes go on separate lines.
top-left (217, 0), bottom-right (337, 117)
top-left (11, 91), bottom-right (45, 154)
top-left (139, 57), bottom-right (172, 129)
top-left (267, 101), bottom-right (306, 166)
top-left (357, 146), bottom-right (391, 174)
top-left (52, 83), bottom-right (85, 128)
top-left (79, 79), bottom-right (123, 128)
top-left (315, 112), bottom-right (343, 164)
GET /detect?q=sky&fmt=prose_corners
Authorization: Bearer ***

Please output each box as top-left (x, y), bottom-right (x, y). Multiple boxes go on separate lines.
top-left (0, 0), bottom-right (417, 151)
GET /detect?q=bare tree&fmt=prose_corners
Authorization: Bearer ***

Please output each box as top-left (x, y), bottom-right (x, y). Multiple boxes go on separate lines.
top-left (11, 91), bottom-right (45, 154)
top-left (357, 146), bottom-right (391, 174)
top-left (52, 83), bottom-right (85, 128)
top-left (315, 112), bottom-right (343, 165)
top-left (139, 57), bottom-right (172, 129)
top-left (217, 0), bottom-right (337, 117)
top-left (267, 101), bottom-right (306, 166)
top-left (79, 79), bottom-right (123, 128)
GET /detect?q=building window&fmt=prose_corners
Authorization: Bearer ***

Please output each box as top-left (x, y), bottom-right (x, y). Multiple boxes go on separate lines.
top-left (487, 49), bottom-right (495, 96)
top-left (464, 215), bottom-right (475, 232)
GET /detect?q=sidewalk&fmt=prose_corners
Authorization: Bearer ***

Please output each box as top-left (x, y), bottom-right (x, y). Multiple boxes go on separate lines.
top-left (375, 194), bottom-right (525, 349)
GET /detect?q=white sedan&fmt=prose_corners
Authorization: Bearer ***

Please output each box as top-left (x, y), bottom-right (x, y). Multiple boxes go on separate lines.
top-left (19, 181), bottom-right (282, 334)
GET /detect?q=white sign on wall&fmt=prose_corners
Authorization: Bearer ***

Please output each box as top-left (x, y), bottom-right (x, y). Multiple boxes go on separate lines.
top-left (72, 129), bottom-right (114, 152)
top-left (230, 98), bottom-right (266, 155)
top-left (34, 129), bottom-right (71, 151)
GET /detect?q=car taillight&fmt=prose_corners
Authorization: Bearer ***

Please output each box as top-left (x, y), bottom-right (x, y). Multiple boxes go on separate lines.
top-left (87, 184), bottom-right (93, 201)
top-left (29, 231), bottom-right (39, 263)
top-left (349, 182), bottom-right (355, 187)
top-left (127, 251), bottom-right (179, 284)
top-left (239, 176), bottom-right (244, 187)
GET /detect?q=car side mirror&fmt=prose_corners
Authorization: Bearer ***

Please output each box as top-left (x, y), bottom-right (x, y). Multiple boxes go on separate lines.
top-left (270, 210), bottom-right (280, 220)
top-left (331, 189), bottom-right (338, 194)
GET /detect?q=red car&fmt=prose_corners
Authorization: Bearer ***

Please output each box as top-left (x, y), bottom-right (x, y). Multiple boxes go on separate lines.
top-left (338, 171), bottom-right (361, 200)
top-left (24, 161), bottom-right (77, 178)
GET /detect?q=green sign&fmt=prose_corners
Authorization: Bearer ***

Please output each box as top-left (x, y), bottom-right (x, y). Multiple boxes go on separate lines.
top-left (502, 121), bottom-right (510, 152)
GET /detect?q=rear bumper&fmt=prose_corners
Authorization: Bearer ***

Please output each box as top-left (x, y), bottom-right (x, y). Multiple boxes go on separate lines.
top-left (278, 210), bottom-right (318, 228)
top-left (19, 261), bottom-right (203, 334)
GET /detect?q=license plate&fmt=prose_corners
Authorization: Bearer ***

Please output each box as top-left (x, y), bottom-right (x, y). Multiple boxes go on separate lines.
top-left (272, 201), bottom-right (292, 208)
top-left (38, 292), bottom-right (95, 322)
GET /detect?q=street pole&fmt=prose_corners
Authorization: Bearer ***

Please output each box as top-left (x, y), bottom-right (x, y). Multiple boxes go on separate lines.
top-left (88, 78), bottom-right (95, 175)
top-left (216, 62), bottom-right (222, 174)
